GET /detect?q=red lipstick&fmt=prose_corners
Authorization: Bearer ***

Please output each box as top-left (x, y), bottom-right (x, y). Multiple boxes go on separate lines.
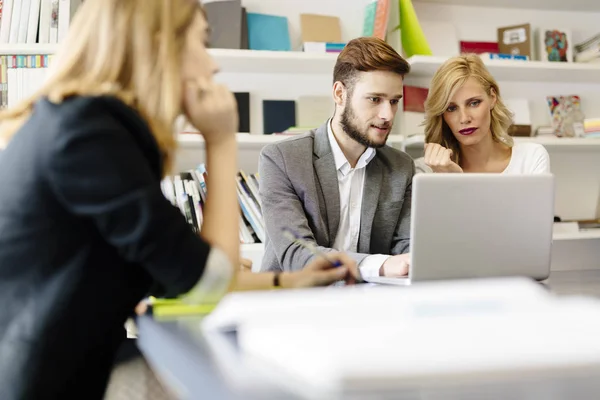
top-left (459, 128), bottom-right (477, 135)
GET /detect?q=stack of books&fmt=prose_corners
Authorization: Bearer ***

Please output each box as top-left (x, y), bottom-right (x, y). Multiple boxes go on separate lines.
top-left (161, 164), bottom-right (264, 244)
top-left (0, 0), bottom-right (83, 45)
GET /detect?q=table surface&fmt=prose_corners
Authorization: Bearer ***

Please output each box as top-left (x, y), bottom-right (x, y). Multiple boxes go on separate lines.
top-left (138, 270), bottom-right (600, 400)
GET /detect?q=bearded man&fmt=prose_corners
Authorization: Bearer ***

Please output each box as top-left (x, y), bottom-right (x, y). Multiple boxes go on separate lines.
top-left (258, 37), bottom-right (415, 279)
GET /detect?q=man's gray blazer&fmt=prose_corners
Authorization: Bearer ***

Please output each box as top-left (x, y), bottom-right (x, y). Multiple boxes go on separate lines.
top-left (258, 122), bottom-right (415, 272)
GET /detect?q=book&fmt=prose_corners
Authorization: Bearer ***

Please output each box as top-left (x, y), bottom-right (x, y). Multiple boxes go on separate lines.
top-left (161, 165), bottom-right (264, 244)
top-left (480, 52), bottom-right (529, 61)
top-left (58, 0), bottom-right (83, 43)
top-left (460, 41), bottom-right (499, 54)
top-left (0, 0), bottom-right (15, 44)
top-left (299, 13), bottom-right (341, 44)
top-left (203, 0), bottom-right (242, 49)
top-left (296, 95), bottom-right (334, 128)
top-left (26, 0), bottom-right (40, 44)
top-left (497, 23), bottom-right (532, 59)
top-left (240, 6), bottom-right (248, 50)
top-left (373, 0), bottom-right (390, 40)
top-left (263, 100), bottom-right (296, 134)
top-left (302, 41), bottom-right (345, 53)
top-left (403, 86), bottom-right (428, 113)
top-left (234, 92), bottom-right (250, 133)
top-left (247, 13), bottom-right (290, 51)
top-left (362, 1), bottom-right (377, 37)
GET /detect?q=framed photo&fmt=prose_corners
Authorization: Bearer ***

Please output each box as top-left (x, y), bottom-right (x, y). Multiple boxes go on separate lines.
top-left (539, 27), bottom-right (573, 62)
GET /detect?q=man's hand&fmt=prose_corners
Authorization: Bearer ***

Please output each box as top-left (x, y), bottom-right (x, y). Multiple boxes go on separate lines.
top-left (282, 252), bottom-right (359, 288)
top-left (380, 253), bottom-right (410, 277)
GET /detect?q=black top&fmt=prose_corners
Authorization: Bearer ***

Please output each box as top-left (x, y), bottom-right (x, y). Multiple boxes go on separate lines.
top-left (0, 96), bottom-right (210, 399)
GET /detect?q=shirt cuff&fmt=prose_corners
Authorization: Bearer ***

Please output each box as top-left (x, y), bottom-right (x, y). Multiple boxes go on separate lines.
top-left (359, 254), bottom-right (390, 278)
top-left (180, 246), bottom-right (233, 305)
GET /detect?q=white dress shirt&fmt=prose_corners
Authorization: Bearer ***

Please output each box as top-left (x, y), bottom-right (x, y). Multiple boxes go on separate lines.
top-left (327, 120), bottom-right (390, 278)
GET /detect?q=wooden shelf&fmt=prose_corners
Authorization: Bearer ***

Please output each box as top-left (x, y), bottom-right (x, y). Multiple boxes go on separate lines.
top-left (407, 55), bottom-right (600, 84)
top-left (0, 43), bottom-right (58, 55)
top-left (208, 49), bottom-right (338, 74)
top-left (413, 0), bottom-right (600, 11)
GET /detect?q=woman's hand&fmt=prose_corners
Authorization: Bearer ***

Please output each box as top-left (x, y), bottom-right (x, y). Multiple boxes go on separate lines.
top-left (424, 143), bottom-right (463, 173)
top-left (281, 252), bottom-right (360, 288)
top-left (240, 258), bottom-right (252, 271)
top-left (182, 78), bottom-right (238, 145)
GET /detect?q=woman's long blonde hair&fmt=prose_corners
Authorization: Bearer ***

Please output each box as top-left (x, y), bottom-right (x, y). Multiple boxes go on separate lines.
top-left (423, 54), bottom-right (514, 165)
top-left (0, 0), bottom-right (201, 175)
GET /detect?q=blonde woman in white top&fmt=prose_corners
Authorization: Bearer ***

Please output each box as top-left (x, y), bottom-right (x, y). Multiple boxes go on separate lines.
top-left (418, 54), bottom-right (550, 174)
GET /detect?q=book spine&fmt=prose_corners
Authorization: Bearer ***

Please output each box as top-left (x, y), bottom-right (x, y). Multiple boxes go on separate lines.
top-left (480, 52), bottom-right (529, 61)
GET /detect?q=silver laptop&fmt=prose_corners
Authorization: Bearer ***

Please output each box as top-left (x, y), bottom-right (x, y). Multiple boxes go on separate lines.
top-left (366, 173), bottom-right (554, 286)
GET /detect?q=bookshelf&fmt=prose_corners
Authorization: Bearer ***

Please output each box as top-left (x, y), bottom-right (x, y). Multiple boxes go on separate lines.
top-left (178, 132), bottom-right (406, 147)
top-left (233, 224), bottom-right (600, 273)
top-left (407, 55), bottom-right (600, 84)
top-left (0, 45), bottom-right (339, 74)
top-left (10, 45), bottom-right (600, 82)
top-left (553, 230), bottom-right (600, 241)
top-left (412, 0), bottom-right (600, 11)
top-left (402, 134), bottom-right (600, 150)
top-left (209, 49), bottom-right (338, 74)
top-left (175, 133), bottom-right (406, 173)
top-left (0, 44), bottom-right (58, 55)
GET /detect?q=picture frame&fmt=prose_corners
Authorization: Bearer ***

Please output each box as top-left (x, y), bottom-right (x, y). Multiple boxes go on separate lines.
top-left (539, 27), bottom-right (573, 62)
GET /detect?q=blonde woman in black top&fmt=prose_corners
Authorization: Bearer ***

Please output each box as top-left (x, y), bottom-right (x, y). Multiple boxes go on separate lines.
top-left (0, 1), bottom-right (357, 398)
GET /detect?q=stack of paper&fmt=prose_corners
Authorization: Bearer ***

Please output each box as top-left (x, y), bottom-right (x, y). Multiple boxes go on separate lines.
top-left (203, 277), bottom-right (600, 397)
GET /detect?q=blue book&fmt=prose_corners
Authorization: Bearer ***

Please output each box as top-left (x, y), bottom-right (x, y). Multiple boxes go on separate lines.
top-left (247, 13), bottom-right (291, 51)
top-left (480, 52), bottom-right (529, 61)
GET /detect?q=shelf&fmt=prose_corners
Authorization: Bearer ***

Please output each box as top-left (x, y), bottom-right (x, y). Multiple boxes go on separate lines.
top-left (413, 0), bottom-right (600, 11)
top-left (0, 45), bottom-right (337, 74)
top-left (208, 49), bottom-right (338, 74)
top-left (400, 134), bottom-right (600, 150)
top-left (407, 55), bottom-right (600, 84)
top-left (178, 133), bottom-right (292, 148)
top-left (0, 43), bottom-right (58, 55)
top-left (515, 136), bottom-right (600, 149)
top-left (553, 230), bottom-right (600, 241)
top-left (178, 133), bottom-right (405, 148)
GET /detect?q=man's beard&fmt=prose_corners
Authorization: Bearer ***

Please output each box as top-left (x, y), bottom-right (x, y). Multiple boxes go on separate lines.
top-left (340, 103), bottom-right (389, 149)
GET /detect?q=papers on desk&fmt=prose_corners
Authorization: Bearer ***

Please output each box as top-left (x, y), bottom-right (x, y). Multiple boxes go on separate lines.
top-left (202, 276), bottom-right (549, 332)
top-left (202, 277), bottom-right (600, 397)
